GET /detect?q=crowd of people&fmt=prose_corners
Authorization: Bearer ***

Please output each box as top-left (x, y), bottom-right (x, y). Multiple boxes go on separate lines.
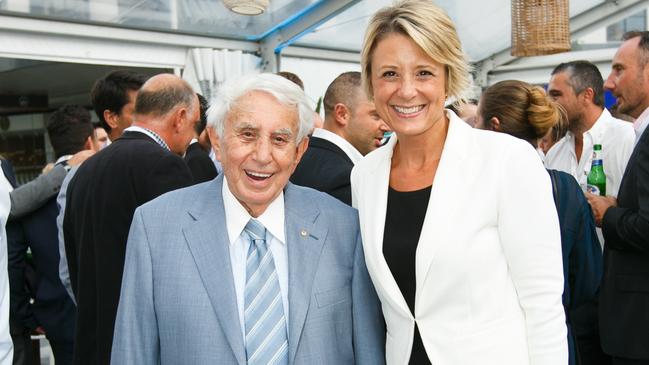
top-left (0, 0), bottom-right (647, 364)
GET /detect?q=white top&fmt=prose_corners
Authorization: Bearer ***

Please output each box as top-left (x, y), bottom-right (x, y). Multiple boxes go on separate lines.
top-left (544, 109), bottom-right (635, 197)
top-left (222, 177), bottom-right (289, 343)
top-left (312, 128), bottom-right (363, 164)
top-left (634, 106), bottom-right (649, 143)
top-left (351, 111), bottom-right (566, 365)
top-left (0, 175), bottom-right (13, 364)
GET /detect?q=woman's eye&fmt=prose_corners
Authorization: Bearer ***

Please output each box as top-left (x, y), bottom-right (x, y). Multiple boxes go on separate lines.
top-left (418, 70), bottom-right (433, 77)
top-left (381, 71), bottom-right (397, 78)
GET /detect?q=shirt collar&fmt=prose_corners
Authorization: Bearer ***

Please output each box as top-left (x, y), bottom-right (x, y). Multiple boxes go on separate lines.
top-left (54, 155), bottom-right (73, 165)
top-left (561, 108), bottom-right (610, 144)
top-left (312, 128), bottom-right (363, 164)
top-left (221, 176), bottom-right (286, 246)
top-left (124, 126), bottom-right (170, 151)
top-left (584, 108), bottom-right (609, 140)
top-left (634, 106), bottom-right (649, 140)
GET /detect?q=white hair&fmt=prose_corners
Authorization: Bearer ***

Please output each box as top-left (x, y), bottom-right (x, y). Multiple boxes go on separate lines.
top-left (207, 73), bottom-right (314, 143)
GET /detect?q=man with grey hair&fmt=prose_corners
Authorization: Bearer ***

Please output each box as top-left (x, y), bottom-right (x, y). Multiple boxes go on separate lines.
top-left (63, 73), bottom-right (197, 365)
top-left (546, 60), bottom-right (635, 197)
top-left (291, 71), bottom-right (390, 205)
top-left (111, 73), bottom-right (385, 364)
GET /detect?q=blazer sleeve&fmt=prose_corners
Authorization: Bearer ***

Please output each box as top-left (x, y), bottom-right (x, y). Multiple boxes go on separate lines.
top-left (111, 208), bottom-right (160, 365)
top-left (567, 176), bottom-right (602, 311)
top-left (351, 225), bottom-right (386, 365)
top-left (9, 165), bottom-right (66, 220)
top-left (5, 221), bottom-right (38, 330)
top-left (497, 141), bottom-right (567, 365)
top-left (602, 136), bottom-right (649, 251)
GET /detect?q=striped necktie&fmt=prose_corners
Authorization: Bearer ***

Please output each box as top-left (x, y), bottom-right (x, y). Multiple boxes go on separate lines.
top-left (243, 219), bottom-right (288, 365)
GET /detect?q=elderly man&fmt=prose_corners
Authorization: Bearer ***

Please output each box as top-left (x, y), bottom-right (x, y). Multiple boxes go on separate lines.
top-left (291, 71), bottom-right (390, 205)
top-left (63, 73), bottom-right (197, 365)
top-left (587, 31), bottom-right (649, 364)
top-left (111, 73), bottom-right (385, 364)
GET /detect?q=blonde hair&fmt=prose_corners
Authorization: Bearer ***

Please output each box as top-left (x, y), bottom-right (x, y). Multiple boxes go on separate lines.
top-left (480, 80), bottom-right (564, 144)
top-left (361, 0), bottom-right (471, 101)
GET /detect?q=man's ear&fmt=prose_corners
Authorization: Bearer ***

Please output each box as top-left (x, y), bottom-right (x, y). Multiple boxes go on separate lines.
top-left (206, 127), bottom-right (222, 162)
top-left (489, 117), bottom-right (501, 132)
top-left (83, 136), bottom-right (95, 151)
top-left (173, 107), bottom-right (187, 133)
top-left (333, 103), bottom-right (350, 127)
top-left (294, 136), bottom-right (310, 166)
top-left (581, 87), bottom-right (596, 105)
top-left (103, 110), bottom-right (119, 129)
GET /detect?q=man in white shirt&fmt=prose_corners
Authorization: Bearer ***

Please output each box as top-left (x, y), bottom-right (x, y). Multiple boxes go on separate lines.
top-left (291, 71), bottom-right (390, 205)
top-left (546, 60), bottom-right (635, 197)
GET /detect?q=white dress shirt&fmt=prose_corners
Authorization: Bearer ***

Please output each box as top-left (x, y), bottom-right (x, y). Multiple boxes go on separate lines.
top-left (545, 108), bottom-right (635, 197)
top-left (0, 175), bottom-right (13, 364)
top-left (634, 106), bottom-right (649, 144)
top-left (222, 177), bottom-right (289, 343)
top-left (312, 128), bottom-right (363, 164)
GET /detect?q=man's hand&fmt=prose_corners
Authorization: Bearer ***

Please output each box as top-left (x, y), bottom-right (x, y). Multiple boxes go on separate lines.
top-left (585, 192), bottom-right (617, 227)
top-left (68, 150), bottom-right (95, 167)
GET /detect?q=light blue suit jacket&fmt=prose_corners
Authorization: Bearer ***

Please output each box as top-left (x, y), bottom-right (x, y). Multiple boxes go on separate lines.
top-left (111, 176), bottom-right (385, 365)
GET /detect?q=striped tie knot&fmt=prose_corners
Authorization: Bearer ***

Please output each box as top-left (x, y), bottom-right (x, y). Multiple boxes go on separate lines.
top-left (245, 219), bottom-right (266, 243)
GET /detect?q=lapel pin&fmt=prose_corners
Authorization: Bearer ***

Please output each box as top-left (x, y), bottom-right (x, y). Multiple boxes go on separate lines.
top-left (300, 229), bottom-right (308, 237)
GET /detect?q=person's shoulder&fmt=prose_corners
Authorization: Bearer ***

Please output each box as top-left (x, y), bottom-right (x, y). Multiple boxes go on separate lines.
top-left (472, 127), bottom-right (533, 152)
top-left (288, 183), bottom-right (356, 216)
top-left (139, 179), bottom-right (215, 213)
top-left (607, 116), bottom-right (636, 139)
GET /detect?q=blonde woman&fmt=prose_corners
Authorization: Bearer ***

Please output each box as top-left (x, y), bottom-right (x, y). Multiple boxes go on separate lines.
top-left (351, 1), bottom-right (568, 364)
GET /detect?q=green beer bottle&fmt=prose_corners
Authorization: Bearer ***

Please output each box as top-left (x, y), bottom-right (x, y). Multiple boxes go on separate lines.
top-left (587, 144), bottom-right (606, 196)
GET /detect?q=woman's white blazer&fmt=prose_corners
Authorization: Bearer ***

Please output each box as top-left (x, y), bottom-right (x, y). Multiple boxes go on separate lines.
top-left (351, 112), bottom-right (568, 365)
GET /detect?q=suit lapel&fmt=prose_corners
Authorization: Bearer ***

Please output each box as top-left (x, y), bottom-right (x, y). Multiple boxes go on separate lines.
top-left (414, 114), bottom-right (475, 310)
top-left (182, 177), bottom-right (246, 365)
top-left (283, 183), bottom-right (327, 365)
top-left (360, 136), bottom-right (412, 317)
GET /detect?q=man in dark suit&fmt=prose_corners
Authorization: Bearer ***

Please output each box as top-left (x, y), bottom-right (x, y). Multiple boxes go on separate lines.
top-left (8, 105), bottom-right (96, 365)
top-left (290, 72), bottom-right (389, 205)
top-left (184, 94), bottom-right (217, 183)
top-left (63, 74), bottom-right (198, 365)
top-left (587, 30), bottom-right (649, 365)
top-left (57, 70), bottom-right (147, 304)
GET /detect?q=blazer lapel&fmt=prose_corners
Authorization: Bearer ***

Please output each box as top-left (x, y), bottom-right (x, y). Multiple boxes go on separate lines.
top-left (414, 113), bottom-right (476, 310)
top-left (283, 183), bottom-right (327, 365)
top-left (182, 177), bottom-right (246, 365)
top-left (360, 136), bottom-right (412, 317)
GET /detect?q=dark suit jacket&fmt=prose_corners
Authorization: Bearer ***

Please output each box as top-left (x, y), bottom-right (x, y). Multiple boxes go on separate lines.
top-left (548, 169), bottom-right (604, 365)
top-left (63, 131), bottom-right (193, 365)
top-left (290, 136), bottom-right (354, 205)
top-left (7, 197), bottom-right (76, 345)
top-left (599, 126), bottom-right (649, 359)
top-left (184, 142), bottom-right (217, 184)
